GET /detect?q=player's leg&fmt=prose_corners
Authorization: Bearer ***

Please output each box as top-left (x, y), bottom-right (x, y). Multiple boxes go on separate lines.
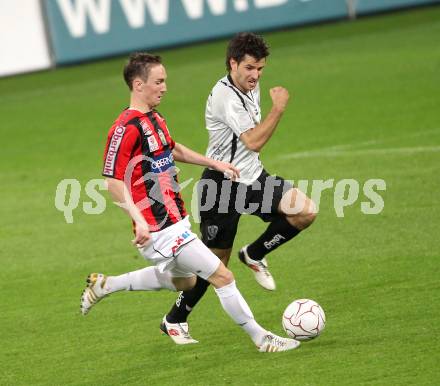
top-left (238, 172), bottom-right (316, 290)
top-left (164, 248), bottom-right (232, 324)
top-left (246, 186), bottom-right (316, 259)
top-left (166, 169), bottom-right (240, 323)
top-left (80, 266), bottom-right (196, 315)
top-left (210, 248), bottom-right (233, 266)
top-left (175, 239), bottom-right (300, 352)
top-left (280, 186), bottom-right (317, 228)
top-left (159, 265), bottom-right (202, 345)
top-left (164, 213), bottom-right (238, 324)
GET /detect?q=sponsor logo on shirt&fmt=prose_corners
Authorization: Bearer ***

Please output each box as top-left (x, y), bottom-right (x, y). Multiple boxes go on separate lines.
top-left (103, 125), bottom-right (126, 175)
top-left (212, 145), bottom-right (224, 158)
top-left (158, 130), bottom-right (167, 146)
top-left (140, 119), bottom-right (152, 135)
top-left (150, 150), bottom-right (174, 173)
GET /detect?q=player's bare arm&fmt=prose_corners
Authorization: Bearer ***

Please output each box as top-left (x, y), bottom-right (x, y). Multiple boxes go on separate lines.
top-left (240, 86), bottom-right (289, 152)
top-left (105, 177), bottom-right (151, 246)
top-left (172, 142), bottom-right (240, 180)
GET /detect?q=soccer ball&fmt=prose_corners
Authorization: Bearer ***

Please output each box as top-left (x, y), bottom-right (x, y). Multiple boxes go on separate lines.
top-left (282, 299), bottom-right (326, 341)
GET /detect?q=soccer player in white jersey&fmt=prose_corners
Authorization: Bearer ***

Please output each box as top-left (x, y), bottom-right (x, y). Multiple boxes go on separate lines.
top-left (80, 52), bottom-right (300, 353)
top-left (162, 33), bottom-right (317, 344)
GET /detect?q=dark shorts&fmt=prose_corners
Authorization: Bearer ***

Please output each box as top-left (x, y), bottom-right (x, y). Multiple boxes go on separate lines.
top-left (198, 168), bottom-right (293, 249)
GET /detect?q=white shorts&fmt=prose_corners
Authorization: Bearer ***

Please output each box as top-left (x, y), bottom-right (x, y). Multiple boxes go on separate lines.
top-left (137, 217), bottom-right (220, 279)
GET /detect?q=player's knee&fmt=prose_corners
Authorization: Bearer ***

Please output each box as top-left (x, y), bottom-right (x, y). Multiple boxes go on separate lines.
top-left (301, 199), bottom-right (318, 228)
top-left (305, 207), bottom-right (317, 225)
top-left (209, 264), bottom-right (234, 287)
top-left (285, 203), bottom-right (317, 230)
top-left (221, 268), bottom-right (234, 285)
top-left (217, 267), bottom-right (234, 286)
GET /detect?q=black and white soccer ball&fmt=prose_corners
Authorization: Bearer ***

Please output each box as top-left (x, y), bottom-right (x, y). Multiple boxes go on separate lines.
top-left (282, 299), bottom-right (326, 341)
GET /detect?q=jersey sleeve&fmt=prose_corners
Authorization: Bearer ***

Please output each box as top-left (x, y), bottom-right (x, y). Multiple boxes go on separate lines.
top-left (102, 124), bottom-right (140, 180)
top-left (212, 88), bottom-right (254, 136)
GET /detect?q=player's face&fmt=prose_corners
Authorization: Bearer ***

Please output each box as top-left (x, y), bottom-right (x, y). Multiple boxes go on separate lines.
top-left (139, 64), bottom-right (167, 108)
top-left (230, 55), bottom-right (266, 92)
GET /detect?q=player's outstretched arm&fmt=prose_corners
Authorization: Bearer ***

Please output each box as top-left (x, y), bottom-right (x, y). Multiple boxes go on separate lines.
top-left (105, 177), bottom-right (150, 247)
top-left (240, 86), bottom-right (289, 152)
top-left (172, 143), bottom-right (240, 180)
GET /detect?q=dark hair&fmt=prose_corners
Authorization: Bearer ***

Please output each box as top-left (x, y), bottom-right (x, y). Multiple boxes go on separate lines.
top-left (225, 32), bottom-right (269, 72)
top-left (123, 52), bottom-right (162, 90)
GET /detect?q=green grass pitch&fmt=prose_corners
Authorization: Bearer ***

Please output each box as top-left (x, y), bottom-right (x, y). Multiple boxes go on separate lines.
top-left (1, 6), bottom-right (439, 385)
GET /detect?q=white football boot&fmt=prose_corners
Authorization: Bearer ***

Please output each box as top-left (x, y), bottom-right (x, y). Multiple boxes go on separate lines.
top-left (257, 332), bottom-right (301, 353)
top-left (238, 246), bottom-right (276, 291)
top-left (160, 316), bottom-right (199, 345)
top-left (80, 273), bottom-right (109, 315)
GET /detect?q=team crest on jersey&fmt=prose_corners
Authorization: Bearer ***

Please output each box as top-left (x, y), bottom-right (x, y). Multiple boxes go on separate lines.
top-left (207, 225), bottom-right (219, 241)
top-left (148, 135), bottom-right (159, 152)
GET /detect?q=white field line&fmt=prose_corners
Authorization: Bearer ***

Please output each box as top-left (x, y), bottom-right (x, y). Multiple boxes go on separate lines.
top-left (279, 128), bottom-right (440, 160)
top-left (280, 145), bottom-right (440, 159)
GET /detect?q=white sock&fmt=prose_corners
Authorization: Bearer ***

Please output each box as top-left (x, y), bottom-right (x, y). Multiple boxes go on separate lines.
top-left (214, 281), bottom-right (267, 345)
top-left (105, 267), bottom-right (176, 292)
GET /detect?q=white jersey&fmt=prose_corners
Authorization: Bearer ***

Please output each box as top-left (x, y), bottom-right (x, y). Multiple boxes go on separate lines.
top-left (205, 75), bottom-right (263, 185)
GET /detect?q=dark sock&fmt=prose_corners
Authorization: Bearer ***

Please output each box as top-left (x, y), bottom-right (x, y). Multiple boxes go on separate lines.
top-left (246, 216), bottom-right (301, 260)
top-left (166, 276), bottom-right (210, 323)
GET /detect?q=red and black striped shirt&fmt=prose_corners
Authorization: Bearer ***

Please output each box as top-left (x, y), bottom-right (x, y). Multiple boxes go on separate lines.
top-left (103, 108), bottom-right (187, 232)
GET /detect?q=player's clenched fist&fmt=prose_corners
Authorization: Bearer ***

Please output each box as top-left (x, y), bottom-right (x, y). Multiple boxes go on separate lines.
top-left (270, 87), bottom-right (290, 112)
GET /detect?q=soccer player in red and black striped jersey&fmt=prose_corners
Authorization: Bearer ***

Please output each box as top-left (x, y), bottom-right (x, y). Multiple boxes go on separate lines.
top-left (102, 92), bottom-right (187, 233)
top-left (80, 53), bottom-right (300, 352)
